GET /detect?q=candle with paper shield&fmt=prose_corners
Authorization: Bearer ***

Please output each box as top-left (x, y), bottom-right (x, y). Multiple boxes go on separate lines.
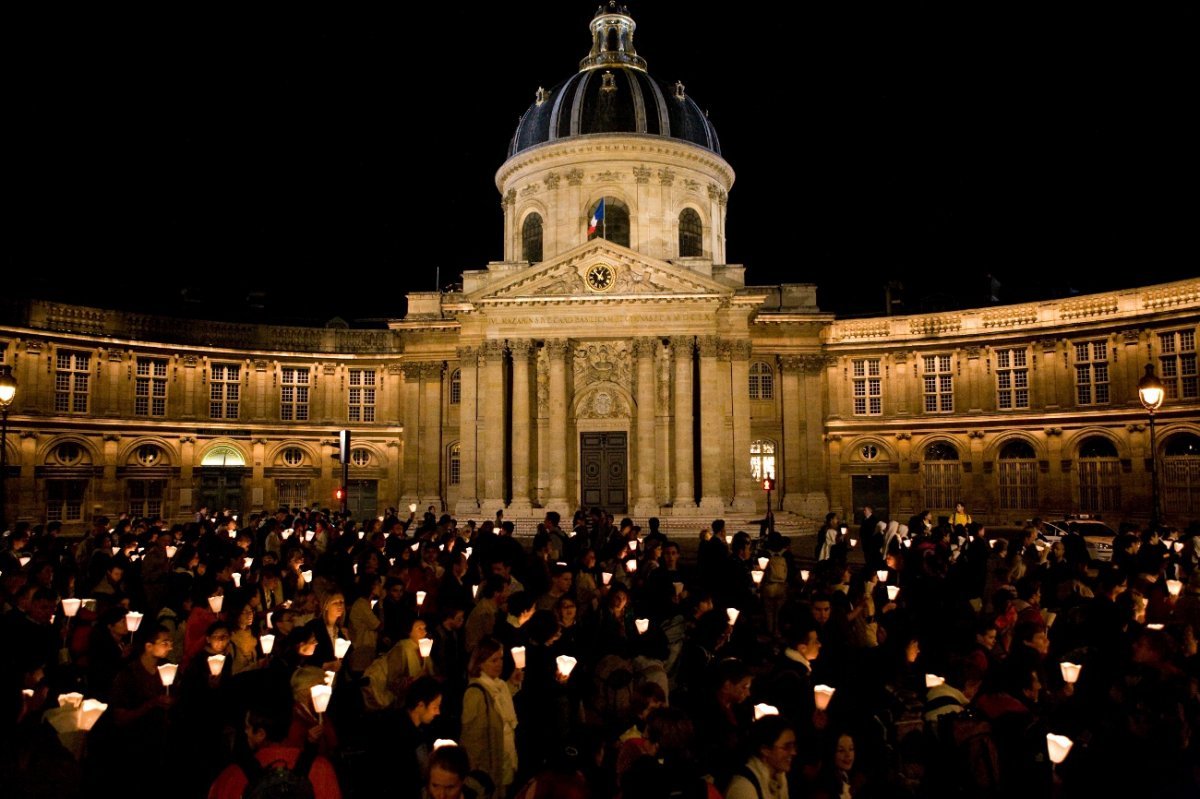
top-left (208, 594), bottom-right (224, 613)
top-left (813, 684), bottom-right (835, 711)
top-left (207, 654), bottom-right (225, 677)
top-left (799, 569), bottom-right (810, 582)
top-left (758, 557), bottom-right (769, 570)
top-left (1045, 733), bottom-right (1073, 764)
top-left (305, 530), bottom-right (314, 542)
top-left (21, 688), bottom-right (33, 698)
top-left (62, 598), bottom-right (81, 618)
top-left (627, 538), bottom-right (638, 551)
top-left (876, 570), bottom-right (889, 583)
top-left (157, 663), bottom-right (178, 695)
top-left (751, 569), bottom-right (764, 584)
top-left (301, 570), bottom-right (313, 584)
top-left (77, 699), bottom-right (108, 731)
top-left (625, 559), bottom-right (638, 573)
top-left (125, 611), bottom-right (144, 632)
top-left (848, 538), bottom-right (858, 548)
top-left (602, 571), bottom-right (613, 586)
top-left (409, 503), bottom-right (417, 513)
top-left (1167, 579), bottom-right (1183, 597)
top-left (925, 674), bottom-right (945, 688)
top-left (753, 703), bottom-right (779, 721)
top-left (673, 582), bottom-right (684, 596)
top-left (310, 684), bottom-right (332, 719)
top-left (416, 591), bottom-right (427, 607)
top-left (419, 638), bottom-right (433, 658)
top-left (433, 739), bottom-right (458, 749)
top-left (471, 585), bottom-right (480, 599)
top-left (243, 557), bottom-right (253, 570)
top-left (324, 670), bottom-right (336, 686)
top-left (886, 586), bottom-right (900, 601)
top-left (511, 646), bottom-right (526, 669)
top-left (259, 633), bottom-right (275, 655)
top-left (232, 573), bottom-right (241, 588)
top-left (556, 655), bottom-right (578, 678)
top-left (1174, 541), bottom-right (1184, 553)
top-left (165, 545), bottom-right (177, 559)
top-left (726, 608), bottom-right (739, 625)
top-left (635, 618), bottom-right (649, 634)
top-left (1059, 662), bottom-right (1081, 684)
top-left (333, 638), bottom-right (351, 660)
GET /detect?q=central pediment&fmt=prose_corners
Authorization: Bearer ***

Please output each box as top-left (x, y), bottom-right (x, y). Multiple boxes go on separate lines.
top-left (468, 240), bottom-right (735, 304)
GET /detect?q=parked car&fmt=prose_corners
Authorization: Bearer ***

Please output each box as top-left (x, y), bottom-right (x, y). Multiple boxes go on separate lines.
top-left (1038, 516), bottom-right (1116, 562)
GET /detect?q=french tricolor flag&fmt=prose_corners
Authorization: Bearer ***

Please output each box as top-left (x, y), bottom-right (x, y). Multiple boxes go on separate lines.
top-left (588, 198), bottom-right (605, 236)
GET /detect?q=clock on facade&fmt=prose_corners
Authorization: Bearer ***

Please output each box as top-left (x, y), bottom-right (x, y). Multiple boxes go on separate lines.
top-left (585, 263), bottom-right (616, 292)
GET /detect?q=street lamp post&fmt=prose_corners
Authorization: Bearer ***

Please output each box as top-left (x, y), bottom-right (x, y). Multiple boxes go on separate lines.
top-left (1137, 363), bottom-right (1164, 533)
top-left (0, 365), bottom-right (17, 533)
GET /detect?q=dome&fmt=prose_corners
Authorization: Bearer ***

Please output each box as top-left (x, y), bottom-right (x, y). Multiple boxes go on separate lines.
top-left (508, 4), bottom-right (721, 158)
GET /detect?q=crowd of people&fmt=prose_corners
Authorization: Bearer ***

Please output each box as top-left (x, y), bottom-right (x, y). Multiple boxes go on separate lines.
top-left (2, 502), bottom-right (1199, 798)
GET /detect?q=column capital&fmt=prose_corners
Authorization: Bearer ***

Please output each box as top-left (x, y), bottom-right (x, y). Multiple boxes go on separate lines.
top-left (507, 338), bottom-right (534, 359)
top-left (631, 337), bottom-right (659, 359)
top-left (418, 362), bottom-right (444, 379)
top-left (401, 362), bottom-right (423, 380)
top-left (697, 335), bottom-right (721, 357)
top-left (479, 340), bottom-right (506, 362)
top-left (729, 339), bottom-right (753, 360)
top-left (669, 335), bottom-right (694, 355)
top-left (545, 339), bottom-right (571, 358)
top-left (455, 345), bottom-right (477, 361)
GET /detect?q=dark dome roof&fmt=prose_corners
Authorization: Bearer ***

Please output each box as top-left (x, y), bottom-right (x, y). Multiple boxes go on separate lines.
top-left (508, 5), bottom-right (720, 158)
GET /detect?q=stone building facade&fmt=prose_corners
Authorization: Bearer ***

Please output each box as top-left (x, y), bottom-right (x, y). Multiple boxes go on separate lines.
top-left (1, 6), bottom-right (1197, 532)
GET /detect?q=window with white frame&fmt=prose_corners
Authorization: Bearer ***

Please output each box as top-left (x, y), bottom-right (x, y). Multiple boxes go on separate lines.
top-left (749, 361), bottom-right (774, 400)
top-left (1159, 329), bottom-right (1198, 401)
top-left (348, 369), bottom-right (376, 422)
top-left (276, 479), bottom-right (310, 509)
top-left (1074, 341), bottom-right (1109, 405)
top-left (135, 358), bottom-right (168, 417)
top-left (46, 480), bottom-right (87, 522)
top-left (280, 367), bottom-right (310, 421)
top-left (852, 358), bottom-right (882, 415)
top-left (922, 354), bottom-right (954, 413)
top-left (210, 364), bottom-right (241, 419)
top-left (449, 369), bottom-right (461, 405)
top-left (750, 439), bottom-right (776, 482)
top-left (995, 348), bottom-right (1029, 409)
top-left (55, 350), bottom-right (91, 413)
top-left (350, 448), bottom-right (371, 467)
top-left (448, 443), bottom-right (461, 485)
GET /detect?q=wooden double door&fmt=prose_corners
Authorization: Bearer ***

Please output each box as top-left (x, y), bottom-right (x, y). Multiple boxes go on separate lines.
top-left (580, 431), bottom-right (627, 513)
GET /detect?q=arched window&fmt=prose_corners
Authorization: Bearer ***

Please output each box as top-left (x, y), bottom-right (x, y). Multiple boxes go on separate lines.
top-left (522, 213), bottom-right (543, 263)
top-left (749, 361), bottom-right (774, 400)
top-left (201, 446), bottom-right (245, 467)
top-left (1163, 432), bottom-right (1200, 517)
top-left (587, 198), bottom-right (630, 247)
top-left (282, 447), bottom-right (305, 467)
top-left (449, 369), bottom-right (461, 405)
top-left (922, 442), bottom-right (961, 510)
top-left (449, 443), bottom-right (461, 486)
top-left (1078, 436), bottom-right (1120, 512)
top-left (998, 440), bottom-right (1038, 510)
top-left (750, 439), bottom-right (776, 482)
top-left (350, 448), bottom-right (371, 468)
top-left (679, 208), bottom-right (703, 257)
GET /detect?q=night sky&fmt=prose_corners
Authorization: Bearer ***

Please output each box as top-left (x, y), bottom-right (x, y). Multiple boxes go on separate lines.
top-left (9, 3), bottom-right (1194, 326)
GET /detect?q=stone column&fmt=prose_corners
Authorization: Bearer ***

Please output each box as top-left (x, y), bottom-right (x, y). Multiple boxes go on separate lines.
top-left (780, 356), bottom-right (803, 510)
top-left (730, 341), bottom-right (755, 511)
top-left (632, 337), bottom-right (658, 516)
top-left (546, 339), bottom-right (570, 513)
top-left (671, 336), bottom-right (696, 509)
top-left (454, 346), bottom-right (479, 517)
top-left (698, 336), bottom-right (724, 510)
top-left (502, 190), bottom-right (516, 262)
top-left (420, 362), bottom-right (444, 506)
top-left (479, 342), bottom-right (506, 510)
top-left (401, 363), bottom-right (421, 507)
top-left (509, 339), bottom-right (534, 511)
top-left (178, 435), bottom-right (196, 513)
top-left (656, 345), bottom-right (672, 506)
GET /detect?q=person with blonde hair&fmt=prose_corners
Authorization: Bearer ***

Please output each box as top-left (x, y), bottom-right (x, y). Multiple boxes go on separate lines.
top-left (461, 637), bottom-right (523, 794)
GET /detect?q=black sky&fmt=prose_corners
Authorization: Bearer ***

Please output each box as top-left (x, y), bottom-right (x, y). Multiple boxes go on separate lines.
top-left (9, 3), bottom-right (1195, 325)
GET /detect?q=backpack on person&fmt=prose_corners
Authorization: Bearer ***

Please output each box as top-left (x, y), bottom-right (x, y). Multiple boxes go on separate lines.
top-left (238, 745), bottom-right (318, 799)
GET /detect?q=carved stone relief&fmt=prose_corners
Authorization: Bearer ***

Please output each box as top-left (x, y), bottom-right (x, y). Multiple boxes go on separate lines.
top-left (573, 342), bottom-right (632, 390)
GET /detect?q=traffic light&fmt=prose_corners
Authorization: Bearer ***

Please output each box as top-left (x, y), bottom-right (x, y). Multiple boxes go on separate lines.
top-left (334, 486), bottom-right (346, 503)
top-left (761, 477), bottom-right (776, 492)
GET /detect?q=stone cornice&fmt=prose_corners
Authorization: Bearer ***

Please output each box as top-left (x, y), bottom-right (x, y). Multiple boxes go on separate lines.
top-left (495, 133), bottom-right (735, 192)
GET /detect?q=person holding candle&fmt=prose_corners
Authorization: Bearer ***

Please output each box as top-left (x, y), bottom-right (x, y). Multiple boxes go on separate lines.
top-left (285, 666), bottom-right (340, 756)
top-left (308, 592), bottom-right (348, 669)
top-left (363, 616), bottom-right (435, 710)
top-left (462, 638), bottom-right (523, 795)
top-left (347, 573), bottom-right (384, 675)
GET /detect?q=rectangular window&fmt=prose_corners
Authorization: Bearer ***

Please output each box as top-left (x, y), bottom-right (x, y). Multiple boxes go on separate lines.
top-left (276, 479), bottom-right (310, 509)
top-left (1073, 341), bottom-right (1109, 405)
top-left (47, 480), bottom-right (87, 522)
top-left (851, 358), bottom-right (882, 416)
top-left (1159, 330), bottom-right (1198, 401)
top-left (128, 480), bottom-right (165, 518)
top-left (995, 347), bottom-right (1029, 410)
top-left (922, 354), bottom-right (954, 413)
top-left (280, 367), bottom-right (310, 421)
top-left (135, 358), bottom-right (168, 417)
top-left (210, 364), bottom-right (241, 419)
top-left (348, 369), bottom-right (377, 422)
top-left (55, 350), bottom-right (91, 413)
